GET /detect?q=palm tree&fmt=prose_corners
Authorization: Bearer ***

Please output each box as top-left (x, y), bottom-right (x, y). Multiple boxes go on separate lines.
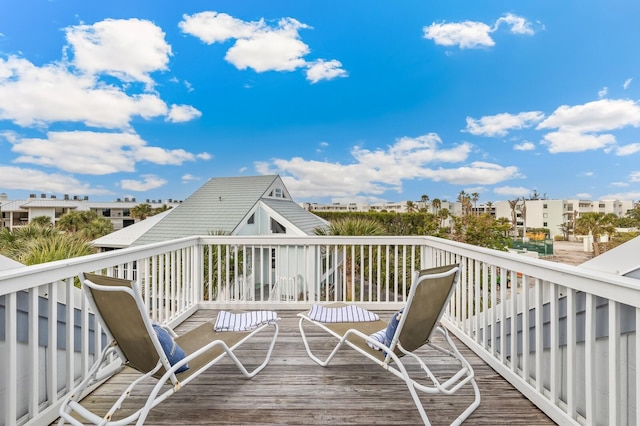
top-left (405, 200), bottom-right (416, 213)
top-left (471, 192), bottom-right (480, 215)
top-left (575, 212), bottom-right (617, 255)
top-left (130, 203), bottom-right (154, 220)
top-left (431, 198), bottom-right (441, 215)
top-left (19, 232), bottom-right (95, 265)
top-left (437, 208), bottom-right (450, 229)
top-left (31, 216), bottom-right (53, 227)
top-left (457, 191), bottom-right (471, 216)
top-left (57, 210), bottom-right (113, 239)
top-left (486, 201), bottom-right (494, 216)
top-left (420, 194), bottom-right (429, 212)
top-left (314, 217), bottom-right (386, 301)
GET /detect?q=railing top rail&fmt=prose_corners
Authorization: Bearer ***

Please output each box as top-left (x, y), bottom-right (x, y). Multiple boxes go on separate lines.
top-left (424, 235), bottom-right (640, 307)
top-left (1, 234), bottom-right (639, 306)
top-left (0, 235), bottom-right (200, 296)
top-left (196, 235), bottom-right (429, 245)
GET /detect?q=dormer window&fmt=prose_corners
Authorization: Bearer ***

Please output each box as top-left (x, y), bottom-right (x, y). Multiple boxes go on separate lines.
top-left (247, 213), bottom-right (255, 224)
top-left (268, 188), bottom-right (285, 198)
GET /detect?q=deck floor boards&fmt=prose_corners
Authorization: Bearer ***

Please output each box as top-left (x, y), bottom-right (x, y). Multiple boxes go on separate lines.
top-left (59, 310), bottom-right (555, 425)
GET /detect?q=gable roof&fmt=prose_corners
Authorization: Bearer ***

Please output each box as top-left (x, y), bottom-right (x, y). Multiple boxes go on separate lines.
top-left (261, 198), bottom-right (328, 235)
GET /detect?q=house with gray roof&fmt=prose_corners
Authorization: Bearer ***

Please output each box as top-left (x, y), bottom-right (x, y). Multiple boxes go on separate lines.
top-left (93, 175), bottom-right (330, 301)
top-left (94, 175), bottom-right (328, 249)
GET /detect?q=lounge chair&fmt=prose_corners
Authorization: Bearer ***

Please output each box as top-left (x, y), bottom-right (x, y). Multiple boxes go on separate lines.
top-left (298, 264), bottom-right (480, 425)
top-left (58, 272), bottom-right (279, 426)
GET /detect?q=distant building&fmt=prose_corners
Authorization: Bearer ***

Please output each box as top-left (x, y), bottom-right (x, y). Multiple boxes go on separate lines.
top-left (306, 197), bottom-right (637, 239)
top-left (0, 192), bottom-right (181, 231)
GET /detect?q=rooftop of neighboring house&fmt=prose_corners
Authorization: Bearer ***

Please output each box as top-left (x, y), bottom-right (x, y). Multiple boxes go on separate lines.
top-left (93, 175), bottom-right (329, 248)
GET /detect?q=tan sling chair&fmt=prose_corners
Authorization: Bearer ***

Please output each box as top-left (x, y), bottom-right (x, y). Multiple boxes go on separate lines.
top-left (58, 272), bottom-right (279, 425)
top-left (298, 264), bottom-right (480, 425)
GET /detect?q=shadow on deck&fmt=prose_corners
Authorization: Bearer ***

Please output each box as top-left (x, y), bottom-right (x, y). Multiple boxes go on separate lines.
top-left (58, 310), bottom-right (554, 425)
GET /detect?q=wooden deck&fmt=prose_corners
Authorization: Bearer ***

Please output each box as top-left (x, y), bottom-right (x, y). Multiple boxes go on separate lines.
top-left (61, 310), bottom-right (555, 425)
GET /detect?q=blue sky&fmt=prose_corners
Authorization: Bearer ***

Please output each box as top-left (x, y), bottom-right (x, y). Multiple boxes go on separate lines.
top-left (1, 1), bottom-right (640, 204)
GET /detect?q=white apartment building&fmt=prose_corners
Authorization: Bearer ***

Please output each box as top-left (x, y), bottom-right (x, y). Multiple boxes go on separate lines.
top-left (306, 198), bottom-right (637, 239)
top-left (0, 192), bottom-right (182, 231)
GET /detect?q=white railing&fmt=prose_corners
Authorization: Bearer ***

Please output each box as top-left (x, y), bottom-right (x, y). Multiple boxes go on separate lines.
top-left (0, 235), bottom-right (637, 426)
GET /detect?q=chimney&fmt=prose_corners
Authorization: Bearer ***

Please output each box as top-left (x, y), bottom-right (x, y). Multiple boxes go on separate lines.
top-left (132, 197), bottom-right (136, 202)
top-left (51, 195), bottom-right (57, 199)
top-left (124, 197), bottom-right (129, 202)
top-left (41, 193), bottom-right (46, 198)
top-left (64, 194), bottom-right (69, 200)
top-left (29, 194), bottom-right (36, 198)
top-left (84, 196), bottom-right (88, 201)
top-left (73, 195), bottom-right (78, 200)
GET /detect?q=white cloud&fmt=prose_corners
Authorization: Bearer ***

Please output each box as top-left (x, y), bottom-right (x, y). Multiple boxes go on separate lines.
top-left (65, 19), bottom-right (172, 87)
top-left (541, 131), bottom-right (616, 153)
top-left (179, 12), bottom-right (260, 44)
top-left (0, 56), bottom-right (167, 128)
top-left (180, 12), bottom-right (346, 80)
top-left (538, 99), bottom-right (640, 133)
top-left (537, 99), bottom-right (640, 153)
top-left (424, 21), bottom-right (495, 49)
top-left (465, 111), bottom-right (544, 136)
top-left (575, 192), bottom-right (592, 199)
top-left (11, 131), bottom-right (209, 174)
top-left (181, 173), bottom-right (200, 183)
top-left (612, 143), bottom-right (640, 156)
top-left (624, 78), bottom-right (632, 89)
top-left (120, 174), bottom-right (167, 191)
top-left (424, 14), bottom-right (535, 49)
top-left (166, 104), bottom-right (202, 123)
top-left (601, 190), bottom-right (640, 200)
top-left (493, 186), bottom-right (531, 197)
top-left (630, 171), bottom-right (640, 182)
top-left (610, 182), bottom-right (629, 187)
top-left (0, 165), bottom-right (111, 194)
top-left (514, 141), bottom-right (536, 151)
top-left (255, 133), bottom-right (521, 198)
top-left (598, 86), bottom-right (608, 98)
top-left (493, 13), bottom-right (535, 35)
top-left (306, 60), bottom-right (347, 83)
top-left (420, 162), bottom-right (522, 185)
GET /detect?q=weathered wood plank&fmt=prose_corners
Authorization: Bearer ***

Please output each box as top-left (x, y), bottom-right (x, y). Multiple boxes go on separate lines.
top-left (55, 310), bottom-right (555, 425)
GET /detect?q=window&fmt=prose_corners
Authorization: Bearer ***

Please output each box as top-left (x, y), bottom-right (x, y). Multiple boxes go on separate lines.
top-left (543, 213), bottom-right (548, 218)
top-left (271, 218), bottom-right (286, 234)
top-left (102, 209), bottom-right (111, 217)
top-left (543, 222), bottom-right (548, 227)
top-left (543, 204), bottom-right (547, 209)
top-left (269, 188), bottom-right (285, 198)
top-left (247, 213), bottom-right (255, 224)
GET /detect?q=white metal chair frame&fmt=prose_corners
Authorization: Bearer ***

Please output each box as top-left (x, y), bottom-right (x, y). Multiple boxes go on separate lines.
top-left (58, 273), bottom-right (279, 426)
top-left (298, 265), bottom-right (481, 425)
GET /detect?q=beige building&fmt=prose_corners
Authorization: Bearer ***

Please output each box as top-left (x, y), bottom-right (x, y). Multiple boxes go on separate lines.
top-left (0, 192), bottom-right (181, 231)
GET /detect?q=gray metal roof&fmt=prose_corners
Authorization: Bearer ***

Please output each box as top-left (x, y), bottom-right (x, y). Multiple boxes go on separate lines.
top-left (261, 198), bottom-right (329, 235)
top-left (0, 254), bottom-right (23, 271)
top-left (92, 209), bottom-right (173, 249)
top-left (579, 235), bottom-right (640, 279)
top-left (132, 175), bottom-right (281, 246)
